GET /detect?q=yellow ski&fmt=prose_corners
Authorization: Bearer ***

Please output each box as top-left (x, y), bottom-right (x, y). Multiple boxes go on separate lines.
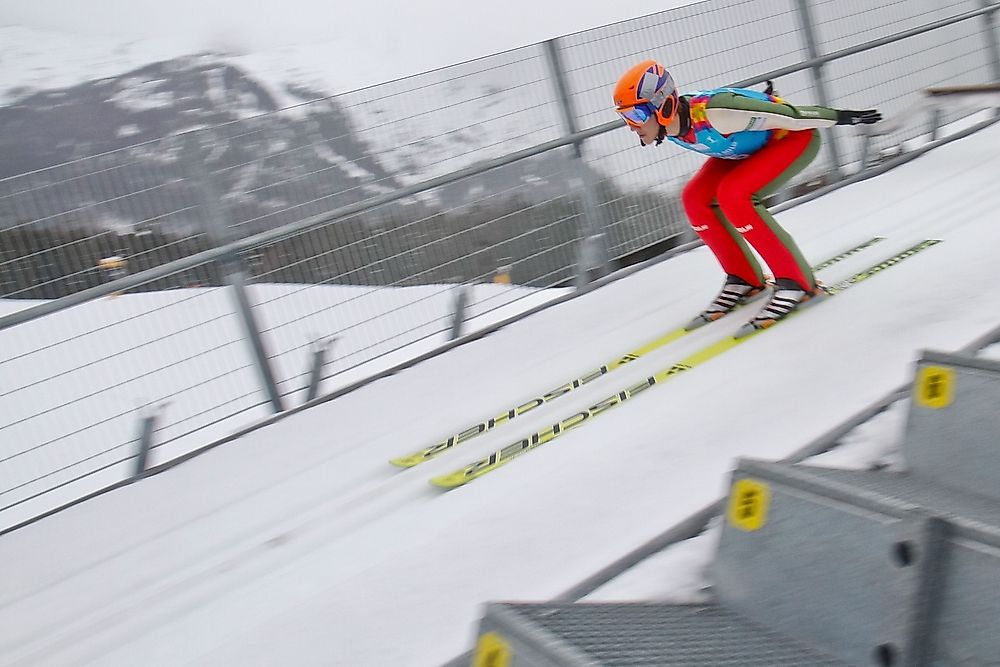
top-left (431, 239), bottom-right (940, 489)
top-left (391, 236), bottom-right (885, 468)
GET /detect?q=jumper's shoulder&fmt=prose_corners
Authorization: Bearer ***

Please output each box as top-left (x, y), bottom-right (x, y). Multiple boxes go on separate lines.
top-left (706, 90), bottom-right (792, 114)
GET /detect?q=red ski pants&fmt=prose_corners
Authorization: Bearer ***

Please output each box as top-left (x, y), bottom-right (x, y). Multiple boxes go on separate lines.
top-left (681, 129), bottom-right (821, 290)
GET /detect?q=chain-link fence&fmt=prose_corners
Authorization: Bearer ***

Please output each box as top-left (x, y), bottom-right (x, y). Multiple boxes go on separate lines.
top-left (1, 0), bottom-right (998, 530)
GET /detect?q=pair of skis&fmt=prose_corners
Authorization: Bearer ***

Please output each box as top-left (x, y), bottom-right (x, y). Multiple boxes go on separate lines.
top-left (389, 237), bottom-right (940, 488)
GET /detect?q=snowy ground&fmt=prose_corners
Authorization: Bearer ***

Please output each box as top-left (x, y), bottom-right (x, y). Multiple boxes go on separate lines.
top-left (2, 122), bottom-right (1000, 666)
top-left (0, 281), bottom-right (569, 529)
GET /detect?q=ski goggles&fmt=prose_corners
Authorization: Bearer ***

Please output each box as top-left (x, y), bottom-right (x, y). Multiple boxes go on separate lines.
top-left (616, 102), bottom-right (658, 127)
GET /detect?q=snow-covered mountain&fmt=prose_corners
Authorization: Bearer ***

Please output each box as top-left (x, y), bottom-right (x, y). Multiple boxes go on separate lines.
top-left (0, 52), bottom-right (402, 234)
top-left (0, 26), bottom-right (609, 240)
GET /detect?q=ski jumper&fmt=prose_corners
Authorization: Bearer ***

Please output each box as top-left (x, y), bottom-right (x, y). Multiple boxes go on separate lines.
top-left (673, 88), bottom-right (839, 290)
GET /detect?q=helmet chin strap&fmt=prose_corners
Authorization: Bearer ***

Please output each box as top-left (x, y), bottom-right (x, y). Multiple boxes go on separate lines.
top-left (655, 125), bottom-right (667, 146)
top-left (639, 125), bottom-right (667, 147)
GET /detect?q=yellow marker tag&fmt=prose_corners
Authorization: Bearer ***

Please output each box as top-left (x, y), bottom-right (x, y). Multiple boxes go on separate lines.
top-left (728, 478), bottom-right (770, 532)
top-left (473, 632), bottom-right (511, 667)
top-left (916, 366), bottom-right (955, 409)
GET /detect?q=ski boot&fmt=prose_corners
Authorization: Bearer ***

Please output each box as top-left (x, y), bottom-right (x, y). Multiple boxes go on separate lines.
top-left (735, 278), bottom-right (827, 338)
top-left (685, 274), bottom-right (768, 330)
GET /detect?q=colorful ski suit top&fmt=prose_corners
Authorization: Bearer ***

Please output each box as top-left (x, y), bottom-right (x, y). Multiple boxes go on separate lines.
top-left (667, 87), bottom-right (840, 160)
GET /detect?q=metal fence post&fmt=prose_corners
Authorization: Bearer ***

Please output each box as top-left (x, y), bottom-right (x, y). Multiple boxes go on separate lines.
top-left (305, 337), bottom-right (335, 403)
top-left (133, 409), bottom-right (159, 477)
top-left (928, 106), bottom-right (942, 142)
top-left (858, 129), bottom-right (873, 171)
top-left (981, 0), bottom-right (1000, 86)
top-left (543, 39), bottom-right (611, 289)
top-left (184, 133), bottom-right (285, 414)
top-left (449, 282), bottom-right (470, 340)
top-left (792, 0), bottom-right (846, 178)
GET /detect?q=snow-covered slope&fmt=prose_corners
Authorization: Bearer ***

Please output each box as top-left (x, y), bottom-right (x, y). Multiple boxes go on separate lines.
top-left (1, 120), bottom-right (999, 667)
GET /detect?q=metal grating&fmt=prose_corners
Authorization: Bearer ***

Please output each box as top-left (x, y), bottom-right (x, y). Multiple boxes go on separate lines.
top-left (497, 602), bottom-right (849, 666)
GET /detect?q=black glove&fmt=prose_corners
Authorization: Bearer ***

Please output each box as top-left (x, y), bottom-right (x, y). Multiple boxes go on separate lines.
top-left (836, 109), bottom-right (882, 125)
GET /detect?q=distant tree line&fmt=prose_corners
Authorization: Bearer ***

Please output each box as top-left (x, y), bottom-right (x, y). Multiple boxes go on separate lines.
top-left (0, 226), bottom-right (222, 300)
top-left (0, 190), bottom-right (686, 301)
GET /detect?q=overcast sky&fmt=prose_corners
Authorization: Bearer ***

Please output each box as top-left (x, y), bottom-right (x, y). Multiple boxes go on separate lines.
top-left (0, 0), bottom-right (692, 72)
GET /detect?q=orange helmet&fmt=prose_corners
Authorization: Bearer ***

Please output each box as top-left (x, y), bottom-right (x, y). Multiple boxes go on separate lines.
top-left (613, 60), bottom-right (679, 127)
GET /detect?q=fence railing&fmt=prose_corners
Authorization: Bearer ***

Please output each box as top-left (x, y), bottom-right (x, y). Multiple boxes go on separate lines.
top-left (1, 0), bottom-right (998, 531)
